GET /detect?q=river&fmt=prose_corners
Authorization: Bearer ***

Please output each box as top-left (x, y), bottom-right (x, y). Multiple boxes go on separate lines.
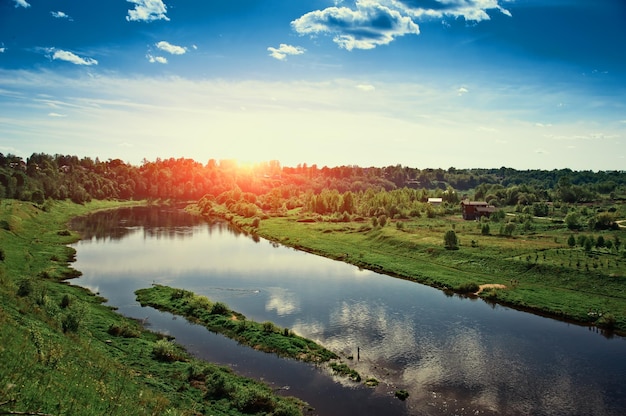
top-left (70, 206), bottom-right (626, 416)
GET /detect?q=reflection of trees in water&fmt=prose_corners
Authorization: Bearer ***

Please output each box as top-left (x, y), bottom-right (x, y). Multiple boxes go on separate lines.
top-left (70, 206), bottom-right (237, 241)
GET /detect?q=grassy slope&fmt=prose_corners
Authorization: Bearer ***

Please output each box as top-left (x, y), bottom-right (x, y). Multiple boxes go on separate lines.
top-left (219, 209), bottom-right (626, 334)
top-left (0, 200), bottom-right (303, 416)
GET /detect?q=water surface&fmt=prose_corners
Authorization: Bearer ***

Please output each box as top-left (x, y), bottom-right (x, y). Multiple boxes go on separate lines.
top-left (70, 206), bottom-right (626, 416)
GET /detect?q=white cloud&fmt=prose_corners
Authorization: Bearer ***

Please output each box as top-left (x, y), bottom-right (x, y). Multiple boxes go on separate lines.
top-left (51, 11), bottom-right (72, 20)
top-left (156, 41), bottom-right (186, 55)
top-left (52, 50), bottom-right (98, 66)
top-left (291, 0), bottom-right (512, 50)
top-left (292, 2), bottom-right (420, 50)
top-left (14, 0), bottom-right (30, 8)
top-left (0, 48), bottom-right (5, 53)
top-left (147, 54), bottom-right (167, 64)
top-left (267, 44), bottom-right (306, 61)
top-left (457, 87), bottom-right (469, 95)
top-left (48, 112), bottom-right (67, 117)
top-left (126, 0), bottom-right (169, 22)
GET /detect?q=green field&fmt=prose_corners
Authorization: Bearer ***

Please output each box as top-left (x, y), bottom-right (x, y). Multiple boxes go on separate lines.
top-left (209, 205), bottom-right (626, 335)
top-left (0, 199), bottom-right (304, 416)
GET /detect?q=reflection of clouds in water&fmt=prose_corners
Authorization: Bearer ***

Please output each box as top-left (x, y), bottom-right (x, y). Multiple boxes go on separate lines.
top-left (265, 287), bottom-right (300, 316)
top-left (400, 329), bottom-right (612, 415)
top-left (327, 301), bottom-right (418, 360)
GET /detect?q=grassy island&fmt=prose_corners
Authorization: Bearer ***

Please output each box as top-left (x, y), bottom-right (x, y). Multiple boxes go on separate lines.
top-left (135, 284), bottom-right (338, 363)
top-left (0, 200), bottom-right (304, 416)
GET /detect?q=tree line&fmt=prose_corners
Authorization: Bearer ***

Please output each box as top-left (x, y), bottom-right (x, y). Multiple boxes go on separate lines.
top-left (2, 152), bottom-right (625, 210)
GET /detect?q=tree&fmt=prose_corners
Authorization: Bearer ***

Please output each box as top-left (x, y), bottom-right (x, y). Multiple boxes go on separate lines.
top-left (564, 211), bottom-right (581, 230)
top-left (567, 235), bottom-right (576, 247)
top-left (444, 230), bottom-right (459, 250)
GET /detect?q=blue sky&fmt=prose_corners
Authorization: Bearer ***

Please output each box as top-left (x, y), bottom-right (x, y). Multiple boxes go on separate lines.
top-left (1, 0), bottom-right (625, 170)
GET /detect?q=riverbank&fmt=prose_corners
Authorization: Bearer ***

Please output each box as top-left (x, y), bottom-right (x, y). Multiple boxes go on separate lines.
top-left (0, 200), bottom-right (304, 416)
top-left (197, 205), bottom-right (626, 335)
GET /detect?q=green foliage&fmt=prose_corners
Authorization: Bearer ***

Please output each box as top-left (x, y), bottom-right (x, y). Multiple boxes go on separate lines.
top-left (17, 278), bottom-right (33, 297)
top-left (444, 229), bottom-right (459, 250)
top-left (395, 390), bottom-right (409, 401)
top-left (329, 362), bottom-right (361, 382)
top-left (61, 311), bottom-right (80, 333)
top-left (567, 235), bottom-right (576, 247)
top-left (481, 223), bottom-right (490, 235)
top-left (152, 339), bottom-right (185, 362)
top-left (108, 322), bottom-right (141, 338)
top-left (458, 282), bottom-right (479, 293)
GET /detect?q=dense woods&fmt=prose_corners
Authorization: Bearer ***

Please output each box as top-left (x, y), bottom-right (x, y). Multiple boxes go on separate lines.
top-left (2, 153), bottom-right (626, 206)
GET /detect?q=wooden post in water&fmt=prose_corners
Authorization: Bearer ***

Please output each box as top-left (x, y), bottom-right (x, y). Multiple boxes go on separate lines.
top-left (357, 346), bottom-right (360, 361)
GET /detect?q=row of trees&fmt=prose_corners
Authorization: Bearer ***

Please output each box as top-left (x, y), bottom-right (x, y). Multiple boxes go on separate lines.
top-left (2, 152), bottom-right (625, 208)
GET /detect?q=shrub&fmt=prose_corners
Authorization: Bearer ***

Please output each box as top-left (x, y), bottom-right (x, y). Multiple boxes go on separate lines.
top-left (395, 390), bottom-right (409, 401)
top-left (458, 282), bottom-right (479, 293)
top-left (232, 386), bottom-right (275, 413)
top-left (59, 294), bottom-right (72, 308)
top-left (108, 323), bottom-right (140, 338)
top-left (205, 372), bottom-right (232, 399)
top-left (17, 279), bottom-right (33, 297)
top-left (262, 321), bottom-right (276, 333)
top-left (210, 301), bottom-right (229, 315)
top-left (152, 339), bottom-right (183, 362)
top-left (62, 312), bottom-right (80, 333)
top-left (444, 230), bottom-right (459, 250)
top-left (0, 248), bottom-right (5, 262)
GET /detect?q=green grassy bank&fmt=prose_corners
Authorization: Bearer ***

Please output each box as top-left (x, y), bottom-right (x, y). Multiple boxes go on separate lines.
top-left (201, 206), bottom-right (626, 335)
top-left (0, 199), bottom-right (303, 416)
top-left (135, 285), bottom-right (338, 363)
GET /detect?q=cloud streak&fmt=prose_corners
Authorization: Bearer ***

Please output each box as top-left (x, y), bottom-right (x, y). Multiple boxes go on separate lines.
top-left (13, 0), bottom-right (30, 8)
top-left (51, 50), bottom-right (98, 66)
top-left (267, 44), bottom-right (306, 60)
top-left (126, 0), bottom-right (169, 22)
top-left (51, 11), bottom-right (72, 20)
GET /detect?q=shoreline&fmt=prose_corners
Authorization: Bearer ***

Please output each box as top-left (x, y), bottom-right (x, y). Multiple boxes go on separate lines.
top-left (197, 207), bottom-right (625, 337)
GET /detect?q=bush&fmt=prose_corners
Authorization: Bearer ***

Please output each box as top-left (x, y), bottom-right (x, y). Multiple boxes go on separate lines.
top-left (232, 386), bottom-right (275, 413)
top-left (108, 323), bottom-right (141, 338)
top-left (395, 390), bottom-right (409, 401)
top-left (458, 282), bottom-right (479, 293)
top-left (152, 339), bottom-right (183, 362)
top-left (17, 279), bottom-right (33, 297)
top-left (210, 301), bottom-right (229, 315)
top-left (444, 230), bottom-right (459, 250)
top-left (62, 312), bottom-right (80, 333)
top-left (59, 294), bottom-right (72, 309)
top-left (262, 321), bottom-right (276, 333)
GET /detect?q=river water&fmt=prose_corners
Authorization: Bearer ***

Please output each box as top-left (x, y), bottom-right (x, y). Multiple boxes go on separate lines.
top-left (70, 206), bottom-right (626, 416)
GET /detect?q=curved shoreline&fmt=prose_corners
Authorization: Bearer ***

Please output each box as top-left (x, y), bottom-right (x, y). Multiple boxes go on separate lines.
top-left (198, 208), bottom-right (625, 337)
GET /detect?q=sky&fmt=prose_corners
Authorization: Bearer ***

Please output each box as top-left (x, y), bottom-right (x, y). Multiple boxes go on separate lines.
top-left (1, 0), bottom-right (625, 170)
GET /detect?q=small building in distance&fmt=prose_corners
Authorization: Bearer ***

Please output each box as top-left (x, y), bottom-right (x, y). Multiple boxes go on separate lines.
top-left (461, 200), bottom-right (496, 220)
top-left (427, 197), bottom-right (443, 206)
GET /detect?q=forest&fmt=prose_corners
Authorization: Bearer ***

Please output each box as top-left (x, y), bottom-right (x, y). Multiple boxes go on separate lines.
top-left (2, 152), bottom-right (625, 208)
